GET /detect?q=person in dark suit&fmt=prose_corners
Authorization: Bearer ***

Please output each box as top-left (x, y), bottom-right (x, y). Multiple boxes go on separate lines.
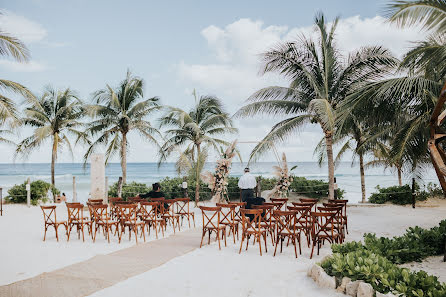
top-left (138, 183), bottom-right (165, 199)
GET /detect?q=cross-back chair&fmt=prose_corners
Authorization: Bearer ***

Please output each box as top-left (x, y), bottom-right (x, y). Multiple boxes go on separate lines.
top-left (40, 205), bottom-right (67, 241)
top-left (67, 203), bottom-right (91, 242)
top-left (239, 208), bottom-right (268, 256)
top-left (252, 204), bottom-right (275, 245)
top-left (216, 203), bottom-right (238, 243)
top-left (162, 199), bottom-right (181, 233)
top-left (199, 206), bottom-right (226, 250)
top-left (273, 210), bottom-right (300, 258)
top-left (175, 198), bottom-right (195, 228)
top-left (319, 205), bottom-right (345, 242)
top-left (90, 204), bottom-right (120, 243)
top-left (140, 201), bottom-right (165, 238)
top-left (270, 198), bottom-right (288, 210)
top-left (287, 205), bottom-right (312, 247)
top-left (328, 199), bottom-right (349, 234)
top-left (118, 204), bottom-right (146, 243)
top-left (310, 211), bottom-right (339, 258)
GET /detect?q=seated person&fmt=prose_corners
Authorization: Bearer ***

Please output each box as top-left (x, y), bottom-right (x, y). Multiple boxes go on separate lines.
top-left (138, 183), bottom-right (165, 199)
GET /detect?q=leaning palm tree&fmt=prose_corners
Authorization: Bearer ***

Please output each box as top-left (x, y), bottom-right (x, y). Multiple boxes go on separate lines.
top-left (84, 71), bottom-right (162, 184)
top-left (365, 141), bottom-right (404, 186)
top-left (0, 29), bottom-right (34, 125)
top-left (159, 91), bottom-right (237, 204)
top-left (16, 87), bottom-right (85, 195)
top-left (235, 13), bottom-right (397, 199)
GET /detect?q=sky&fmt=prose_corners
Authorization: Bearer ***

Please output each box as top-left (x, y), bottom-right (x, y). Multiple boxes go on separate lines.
top-left (0, 0), bottom-right (426, 164)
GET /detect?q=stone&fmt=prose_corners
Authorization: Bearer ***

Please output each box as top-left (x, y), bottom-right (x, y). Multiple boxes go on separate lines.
top-left (308, 264), bottom-right (324, 280)
top-left (336, 277), bottom-right (351, 293)
top-left (346, 280), bottom-right (362, 296)
top-left (315, 268), bottom-right (336, 289)
top-left (357, 282), bottom-right (374, 297)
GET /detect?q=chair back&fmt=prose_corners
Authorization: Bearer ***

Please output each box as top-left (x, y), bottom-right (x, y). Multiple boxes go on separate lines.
top-left (228, 202), bottom-right (246, 221)
top-left (41, 205), bottom-right (58, 225)
top-left (176, 198), bottom-right (191, 214)
top-left (252, 204), bottom-right (274, 224)
top-left (216, 203), bottom-right (237, 225)
top-left (67, 203), bottom-right (85, 223)
top-left (199, 206), bottom-right (221, 230)
top-left (264, 201), bottom-right (283, 210)
top-left (273, 210), bottom-right (296, 235)
top-left (240, 208), bottom-right (263, 233)
top-left (90, 204), bottom-right (109, 225)
top-left (287, 205), bottom-right (311, 230)
top-left (88, 199), bottom-right (104, 205)
top-left (139, 201), bottom-right (159, 221)
top-left (118, 204), bottom-right (138, 224)
top-left (270, 198), bottom-right (288, 209)
top-left (310, 211), bottom-right (337, 240)
top-left (163, 199), bottom-right (177, 215)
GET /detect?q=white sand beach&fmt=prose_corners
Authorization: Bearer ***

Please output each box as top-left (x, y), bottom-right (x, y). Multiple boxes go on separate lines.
top-left (1, 202), bottom-right (444, 297)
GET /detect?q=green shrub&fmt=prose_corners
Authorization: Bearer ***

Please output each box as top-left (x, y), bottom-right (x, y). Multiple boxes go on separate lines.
top-left (289, 176), bottom-right (344, 199)
top-left (321, 249), bottom-right (446, 296)
top-left (425, 182), bottom-right (444, 198)
top-left (369, 185), bottom-right (428, 205)
top-left (108, 181), bottom-right (150, 201)
top-left (6, 180), bottom-right (59, 205)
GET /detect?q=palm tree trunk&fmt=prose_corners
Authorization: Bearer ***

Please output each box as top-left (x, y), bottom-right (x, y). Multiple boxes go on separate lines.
top-left (359, 152), bottom-right (366, 203)
top-left (51, 137), bottom-right (57, 202)
top-left (121, 132), bottom-right (127, 184)
top-left (397, 166), bottom-right (402, 186)
top-left (195, 143), bottom-right (201, 206)
top-left (325, 131), bottom-right (335, 200)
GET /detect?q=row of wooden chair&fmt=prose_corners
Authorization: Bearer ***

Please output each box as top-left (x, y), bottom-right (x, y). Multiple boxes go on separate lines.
top-left (198, 198), bottom-right (349, 259)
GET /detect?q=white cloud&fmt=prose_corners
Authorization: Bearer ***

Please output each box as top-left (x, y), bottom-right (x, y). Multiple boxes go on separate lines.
top-left (177, 15), bottom-right (425, 161)
top-left (0, 59), bottom-right (47, 72)
top-left (0, 10), bottom-right (47, 43)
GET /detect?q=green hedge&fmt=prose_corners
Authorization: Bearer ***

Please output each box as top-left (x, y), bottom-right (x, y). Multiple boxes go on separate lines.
top-left (108, 181), bottom-right (151, 201)
top-left (321, 220), bottom-right (446, 296)
top-left (6, 180), bottom-right (59, 205)
top-left (289, 176), bottom-right (344, 199)
top-left (369, 185), bottom-right (428, 205)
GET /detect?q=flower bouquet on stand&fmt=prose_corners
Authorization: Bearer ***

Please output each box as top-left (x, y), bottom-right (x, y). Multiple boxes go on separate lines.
top-left (269, 153), bottom-right (293, 199)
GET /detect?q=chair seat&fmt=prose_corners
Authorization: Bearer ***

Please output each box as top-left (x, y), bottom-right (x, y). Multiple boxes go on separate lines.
top-left (204, 225), bottom-right (226, 230)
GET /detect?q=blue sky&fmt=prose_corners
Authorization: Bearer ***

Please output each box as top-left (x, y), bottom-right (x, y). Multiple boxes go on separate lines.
top-left (0, 0), bottom-right (424, 163)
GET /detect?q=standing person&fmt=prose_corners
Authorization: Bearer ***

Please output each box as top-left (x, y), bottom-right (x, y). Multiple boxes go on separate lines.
top-left (333, 177), bottom-right (338, 199)
top-left (238, 167), bottom-right (257, 202)
top-left (138, 183), bottom-right (165, 199)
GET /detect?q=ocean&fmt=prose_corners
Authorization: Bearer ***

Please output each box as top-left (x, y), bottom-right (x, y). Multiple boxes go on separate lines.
top-left (0, 162), bottom-right (439, 204)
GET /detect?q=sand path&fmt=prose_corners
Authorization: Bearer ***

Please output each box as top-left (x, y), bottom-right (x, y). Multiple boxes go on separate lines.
top-left (0, 227), bottom-right (202, 297)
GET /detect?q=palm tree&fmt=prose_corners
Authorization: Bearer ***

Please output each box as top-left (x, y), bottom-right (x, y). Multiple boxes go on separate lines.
top-left (84, 71), bottom-right (162, 184)
top-left (16, 87), bottom-right (85, 195)
top-left (0, 30), bottom-right (34, 125)
top-left (365, 141), bottom-right (404, 186)
top-left (159, 91), bottom-right (237, 204)
top-left (235, 13), bottom-right (397, 199)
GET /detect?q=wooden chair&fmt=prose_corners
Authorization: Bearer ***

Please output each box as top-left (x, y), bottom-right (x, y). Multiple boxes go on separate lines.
top-left (216, 203), bottom-right (238, 243)
top-left (150, 197), bottom-right (166, 215)
top-left (239, 209), bottom-right (268, 256)
top-left (140, 202), bottom-right (165, 239)
top-left (310, 211), bottom-right (340, 258)
top-left (90, 204), bottom-right (120, 243)
top-left (175, 198), bottom-right (195, 228)
top-left (319, 205), bottom-right (345, 242)
top-left (199, 206), bottom-right (226, 249)
top-left (273, 210), bottom-right (300, 258)
top-left (162, 199), bottom-right (181, 233)
top-left (299, 198), bottom-right (318, 211)
top-left (270, 198), bottom-right (288, 210)
top-left (108, 197), bottom-right (122, 219)
top-left (118, 204), bottom-right (146, 243)
top-left (328, 199), bottom-right (349, 234)
top-left (88, 199), bottom-right (104, 205)
top-left (227, 202), bottom-right (246, 239)
top-left (252, 204), bottom-right (275, 245)
top-left (66, 203), bottom-right (92, 242)
top-left (287, 205), bottom-right (312, 247)
top-left (264, 201), bottom-right (283, 211)
top-left (40, 206), bottom-right (67, 241)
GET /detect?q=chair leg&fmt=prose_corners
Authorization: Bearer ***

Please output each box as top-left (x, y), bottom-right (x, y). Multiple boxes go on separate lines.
top-left (293, 237), bottom-right (298, 258)
top-left (43, 225), bottom-right (48, 241)
top-left (239, 233), bottom-right (245, 254)
top-left (258, 234), bottom-right (262, 256)
top-left (200, 229), bottom-right (205, 248)
top-left (217, 230), bottom-right (221, 250)
top-left (55, 225), bottom-right (59, 241)
top-left (310, 241), bottom-right (316, 259)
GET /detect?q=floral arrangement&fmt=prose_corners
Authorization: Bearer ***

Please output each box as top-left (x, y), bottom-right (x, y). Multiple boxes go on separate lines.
top-left (269, 153), bottom-right (293, 198)
top-left (202, 140), bottom-right (237, 203)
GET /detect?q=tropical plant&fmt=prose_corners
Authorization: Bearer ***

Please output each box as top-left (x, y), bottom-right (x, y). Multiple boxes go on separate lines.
top-left (16, 87), bottom-right (85, 195)
top-left (368, 184), bottom-right (428, 204)
top-left (159, 90), bottom-right (237, 204)
top-left (365, 141), bottom-right (404, 186)
top-left (6, 179), bottom-right (59, 205)
top-left (235, 13), bottom-right (397, 199)
top-left (84, 71), bottom-right (162, 184)
top-left (108, 181), bottom-right (150, 201)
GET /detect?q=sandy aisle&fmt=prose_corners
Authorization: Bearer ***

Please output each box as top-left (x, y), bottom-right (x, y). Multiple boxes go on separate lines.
top-left (87, 204), bottom-right (446, 297)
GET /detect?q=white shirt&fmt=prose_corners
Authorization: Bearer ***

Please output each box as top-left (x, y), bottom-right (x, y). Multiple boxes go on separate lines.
top-left (238, 172), bottom-right (257, 189)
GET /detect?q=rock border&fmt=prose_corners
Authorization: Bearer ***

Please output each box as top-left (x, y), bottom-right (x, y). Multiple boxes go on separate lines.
top-left (308, 264), bottom-right (396, 297)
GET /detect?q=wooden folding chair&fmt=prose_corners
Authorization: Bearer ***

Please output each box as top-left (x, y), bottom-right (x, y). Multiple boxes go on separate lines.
top-left (239, 209), bottom-right (268, 256)
top-left (90, 204), bottom-right (120, 243)
top-left (40, 206), bottom-right (67, 241)
top-left (287, 204), bottom-right (312, 247)
top-left (108, 197), bottom-right (122, 219)
top-left (176, 198), bottom-right (195, 228)
top-left (319, 205), bottom-right (345, 242)
top-left (310, 211), bottom-right (340, 258)
top-left (67, 204), bottom-right (92, 242)
top-left (299, 198), bottom-right (318, 211)
top-left (162, 199), bottom-right (181, 233)
top-left (328, 199), bottom-right (349, 234)
top-left (118, 204), bottom-right (146, 243)
top-left (227, 202), bottom-right (246, 239)
top-left (216, 203), bottom-right (238, 243)
top-left (140, 202), bottom-right (165, 238)
top-left (270, 198), bottom-right (288, 210)
top-left (199, 206), bottom-right (226, 250)
top-left (273, 210), bottom-right (300, 258)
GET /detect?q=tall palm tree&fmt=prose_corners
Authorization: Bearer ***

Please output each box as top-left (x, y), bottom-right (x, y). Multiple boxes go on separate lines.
top-left (0, 30), bottom-right (34, 125)
top-left (159, 91), bottom-right (237, 204)
top-left (235, 13), bottom-right (397, 199)
top-left (16, 87), bottom-right (85, 194)
top-left (365, 141), bottom-right (404, 186)
top-left (84, 71), bottom-right (161, 184)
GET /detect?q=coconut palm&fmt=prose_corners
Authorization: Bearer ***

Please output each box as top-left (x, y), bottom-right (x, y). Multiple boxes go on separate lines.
top-left (235, 13), bottom-right (397, 199)
top-left (159, 91), bottom-right (237, 203)
top-left (16, 87), bottom-right (85, 195)
top-left (84, 71), bottom-right (161, 184)
top-left (0, 30), bottom-right (34, 125)
top-left (365, 141), bottom-right (404, 186)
